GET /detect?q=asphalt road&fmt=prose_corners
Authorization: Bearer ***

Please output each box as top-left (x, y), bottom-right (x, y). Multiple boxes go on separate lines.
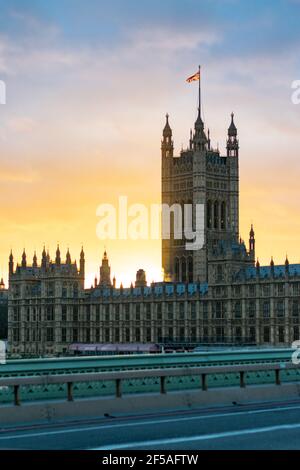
top-left (1, 401), bottom-right (300, 450)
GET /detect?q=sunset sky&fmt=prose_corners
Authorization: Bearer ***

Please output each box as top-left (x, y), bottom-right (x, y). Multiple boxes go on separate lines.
top-left (1, 0), bottom-right (300, 287)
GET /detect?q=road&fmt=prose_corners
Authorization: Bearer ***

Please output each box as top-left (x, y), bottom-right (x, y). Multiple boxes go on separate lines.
top-left (1, 400), bottom-right (300, 450)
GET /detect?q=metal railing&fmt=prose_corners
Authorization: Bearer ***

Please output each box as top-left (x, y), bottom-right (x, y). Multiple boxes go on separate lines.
top-left (0, 362), bottom-right (298, 407)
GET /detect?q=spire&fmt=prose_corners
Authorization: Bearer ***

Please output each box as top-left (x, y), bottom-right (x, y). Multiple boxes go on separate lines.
top-left (55, 245), bottom-right (61, 266)
top-left (9, 250), bottom-right (14, 276)
top-left (227, 112), bottom-right (239, 157)
top-left (33, 251), bottom-right (38, 268)
top-left (80, 246), bottom-right (85, 278)
top-left (21, 249), bottom-right (27, 268)
top-left (99, 250), bottom-right (112, 287)
top-left (46, 250), bottom-right (50, 267)
top-left (249, 224), bottom-right (255, 261)
top-left (163, 113), bottom-right (172, 137)
top-left (228, 112), bottom-right (237, 137)
top-left (41, 245), bottom-right (47, 269)
top-left (66, 248), bottom-right (71, 265)
top-left (161, 114), bottom-right (173, 158)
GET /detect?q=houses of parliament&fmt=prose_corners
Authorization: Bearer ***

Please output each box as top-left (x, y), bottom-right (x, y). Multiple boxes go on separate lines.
top-left (6, 91), bottom-right (300, 357)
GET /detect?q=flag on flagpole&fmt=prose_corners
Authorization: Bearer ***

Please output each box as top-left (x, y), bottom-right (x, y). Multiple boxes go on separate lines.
top-left (186, 71), bottom-right (200, 83)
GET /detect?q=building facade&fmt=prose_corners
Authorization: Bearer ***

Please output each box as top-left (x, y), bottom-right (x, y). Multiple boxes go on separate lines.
top-left (7, 96), bottom-right (300, 357)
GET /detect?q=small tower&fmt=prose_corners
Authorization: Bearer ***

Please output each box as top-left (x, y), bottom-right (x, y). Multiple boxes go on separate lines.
top-left (66, 248), bottom-right (71, 265)
top-left (161, 114), bottom-right (174, 158)
top-left (135, 269), bottom-right (147, 288)
top-left (80, 246), bottom-right (85, 278)
top-left (33, 251), bottom-right (38, 268)
top-left (249, 224), bottom-right (255, 262)
top-left (99, 250), bottom-right (112, 287)
top-left (227, 112), bottom-right (239, 157)
top-left (0, 278), bottom-right (5, 290)
top-left (9, 250), bottom-right (14, 276)
top-left (41, 246), bottom-right (47, 269)
top-left (55, 245), bottom-right (61, 266)
top-left (285, 255), bottom-right (289, 276)
top-left (193, 109), bottom-right (207, 151)
top-left (21, 249), bottom-right (27, 268)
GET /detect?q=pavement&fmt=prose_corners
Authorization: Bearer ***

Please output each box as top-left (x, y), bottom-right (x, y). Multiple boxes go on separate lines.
top-left (1, 400), bottom-right (300, 450)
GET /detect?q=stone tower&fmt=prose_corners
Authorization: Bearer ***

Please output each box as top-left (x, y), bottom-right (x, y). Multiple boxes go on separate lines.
top-left (99, 250), bottom-right (112, 287)
top-left (161, 80), bottom-right (252, 283)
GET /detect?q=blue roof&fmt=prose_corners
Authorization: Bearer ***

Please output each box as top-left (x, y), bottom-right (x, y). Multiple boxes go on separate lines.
top-left (90, 282), bottom-right (209, 299)
top-left (237, 264), bottom-right (300, 281)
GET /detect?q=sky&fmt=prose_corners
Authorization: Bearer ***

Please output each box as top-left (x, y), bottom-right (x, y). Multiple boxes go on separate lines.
top-left (0, 0), bottom-right (300, 287)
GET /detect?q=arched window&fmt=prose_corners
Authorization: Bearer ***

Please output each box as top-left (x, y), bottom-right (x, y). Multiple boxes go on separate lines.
top-left (181, 258), bottom-right (187, 283)
top-left (214, 201), bottom-right (219, 229)
top-left (188, 256), bottom-right (193, 283)
top-left (207, 200), bottom-right (212, 229)
top-left (221, 202), bottom-right (226, 230)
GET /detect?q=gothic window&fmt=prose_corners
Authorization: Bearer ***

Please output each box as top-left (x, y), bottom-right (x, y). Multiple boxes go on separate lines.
top-left (235, 327), bottom-right (242, 341)
top-left (293, 326), bottom-right (299, 341)
top-left (188, 256), bottom-right (193, 283)
top-left (234, 301), bottom-right (242, 319)
top-left (46, 327), bottom-right (54, 342)
top-left (72, 328), bottom-right (78, 342)
top-left (179, 302), bottom-right (185, 319)
top-left (216, 265), bottom-right (223, 282)
top-left (181, 258), bottom-right (187, 283)
top-left (214, 201), bottom-right (219, 229)
top-left (276, 300), bottom-right (285, 317)
top-left (221, 202), bottom-right (226, 229)
top-left (61, 328), bottom-right (67, 343)
top-left (278, 327), bottom-right (285, 343)
top-left (73, 306), bottom-right (78, 322)
top-left (263, 301), bottom-right (270, 318)
top-left (249, 327), bottom-right (256, 342)
top-left (292, 301), bottom-right (299, 317)
top-left (62, 305), bottom-right (67, 322)
top-left (207, 200), bottom-right (212, 229)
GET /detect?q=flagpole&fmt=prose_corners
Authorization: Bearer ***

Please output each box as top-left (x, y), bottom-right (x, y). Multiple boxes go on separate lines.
top-left (198, 64), bottom-right (201, 118)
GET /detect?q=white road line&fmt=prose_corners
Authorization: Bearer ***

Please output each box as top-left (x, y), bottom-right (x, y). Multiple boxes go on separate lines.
top-left (1, 403), bottom-right (300, 441)
top-left (91, 422), bottom-right (300, 450)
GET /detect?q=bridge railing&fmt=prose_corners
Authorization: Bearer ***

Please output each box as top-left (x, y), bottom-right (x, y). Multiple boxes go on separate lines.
top-left (0, 362), bottom-right (298, 407)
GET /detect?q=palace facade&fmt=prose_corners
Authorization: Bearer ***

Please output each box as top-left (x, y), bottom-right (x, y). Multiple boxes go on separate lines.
top-left (7, 97), bottom-right (300, 357)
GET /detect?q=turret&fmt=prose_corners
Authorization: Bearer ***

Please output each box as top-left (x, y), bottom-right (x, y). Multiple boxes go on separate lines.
top-left (80, 246), bottom-right (85, 278)
top-left (9, 250), bottom-right (14, 276)
top-left (66, 248), bottom-right (71, 265)
top-left (99, 250), bottom-right (112, 287)
top-left (161, 114), bottom-right (174, 158)
top-left (33, 251), bottom-right (38, 268)
top-left (41, 246), bottom-right (47, 269)
top-left (249, 224), bottom-right (255, 261)
top-left (227, 112), bottom-right (239, 157)
top-left (135, 269), bottom-right (147, 288)
top-left (55, 245), bottom-right (61, 266)
top-left (21, 249), bottom-right (27, 268)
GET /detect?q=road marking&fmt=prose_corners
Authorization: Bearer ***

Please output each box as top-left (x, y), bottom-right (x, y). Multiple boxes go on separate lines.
top-left (1, 403), bottom-right (300, 441)
top-left (91, 422), bottom-right (300, 450)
